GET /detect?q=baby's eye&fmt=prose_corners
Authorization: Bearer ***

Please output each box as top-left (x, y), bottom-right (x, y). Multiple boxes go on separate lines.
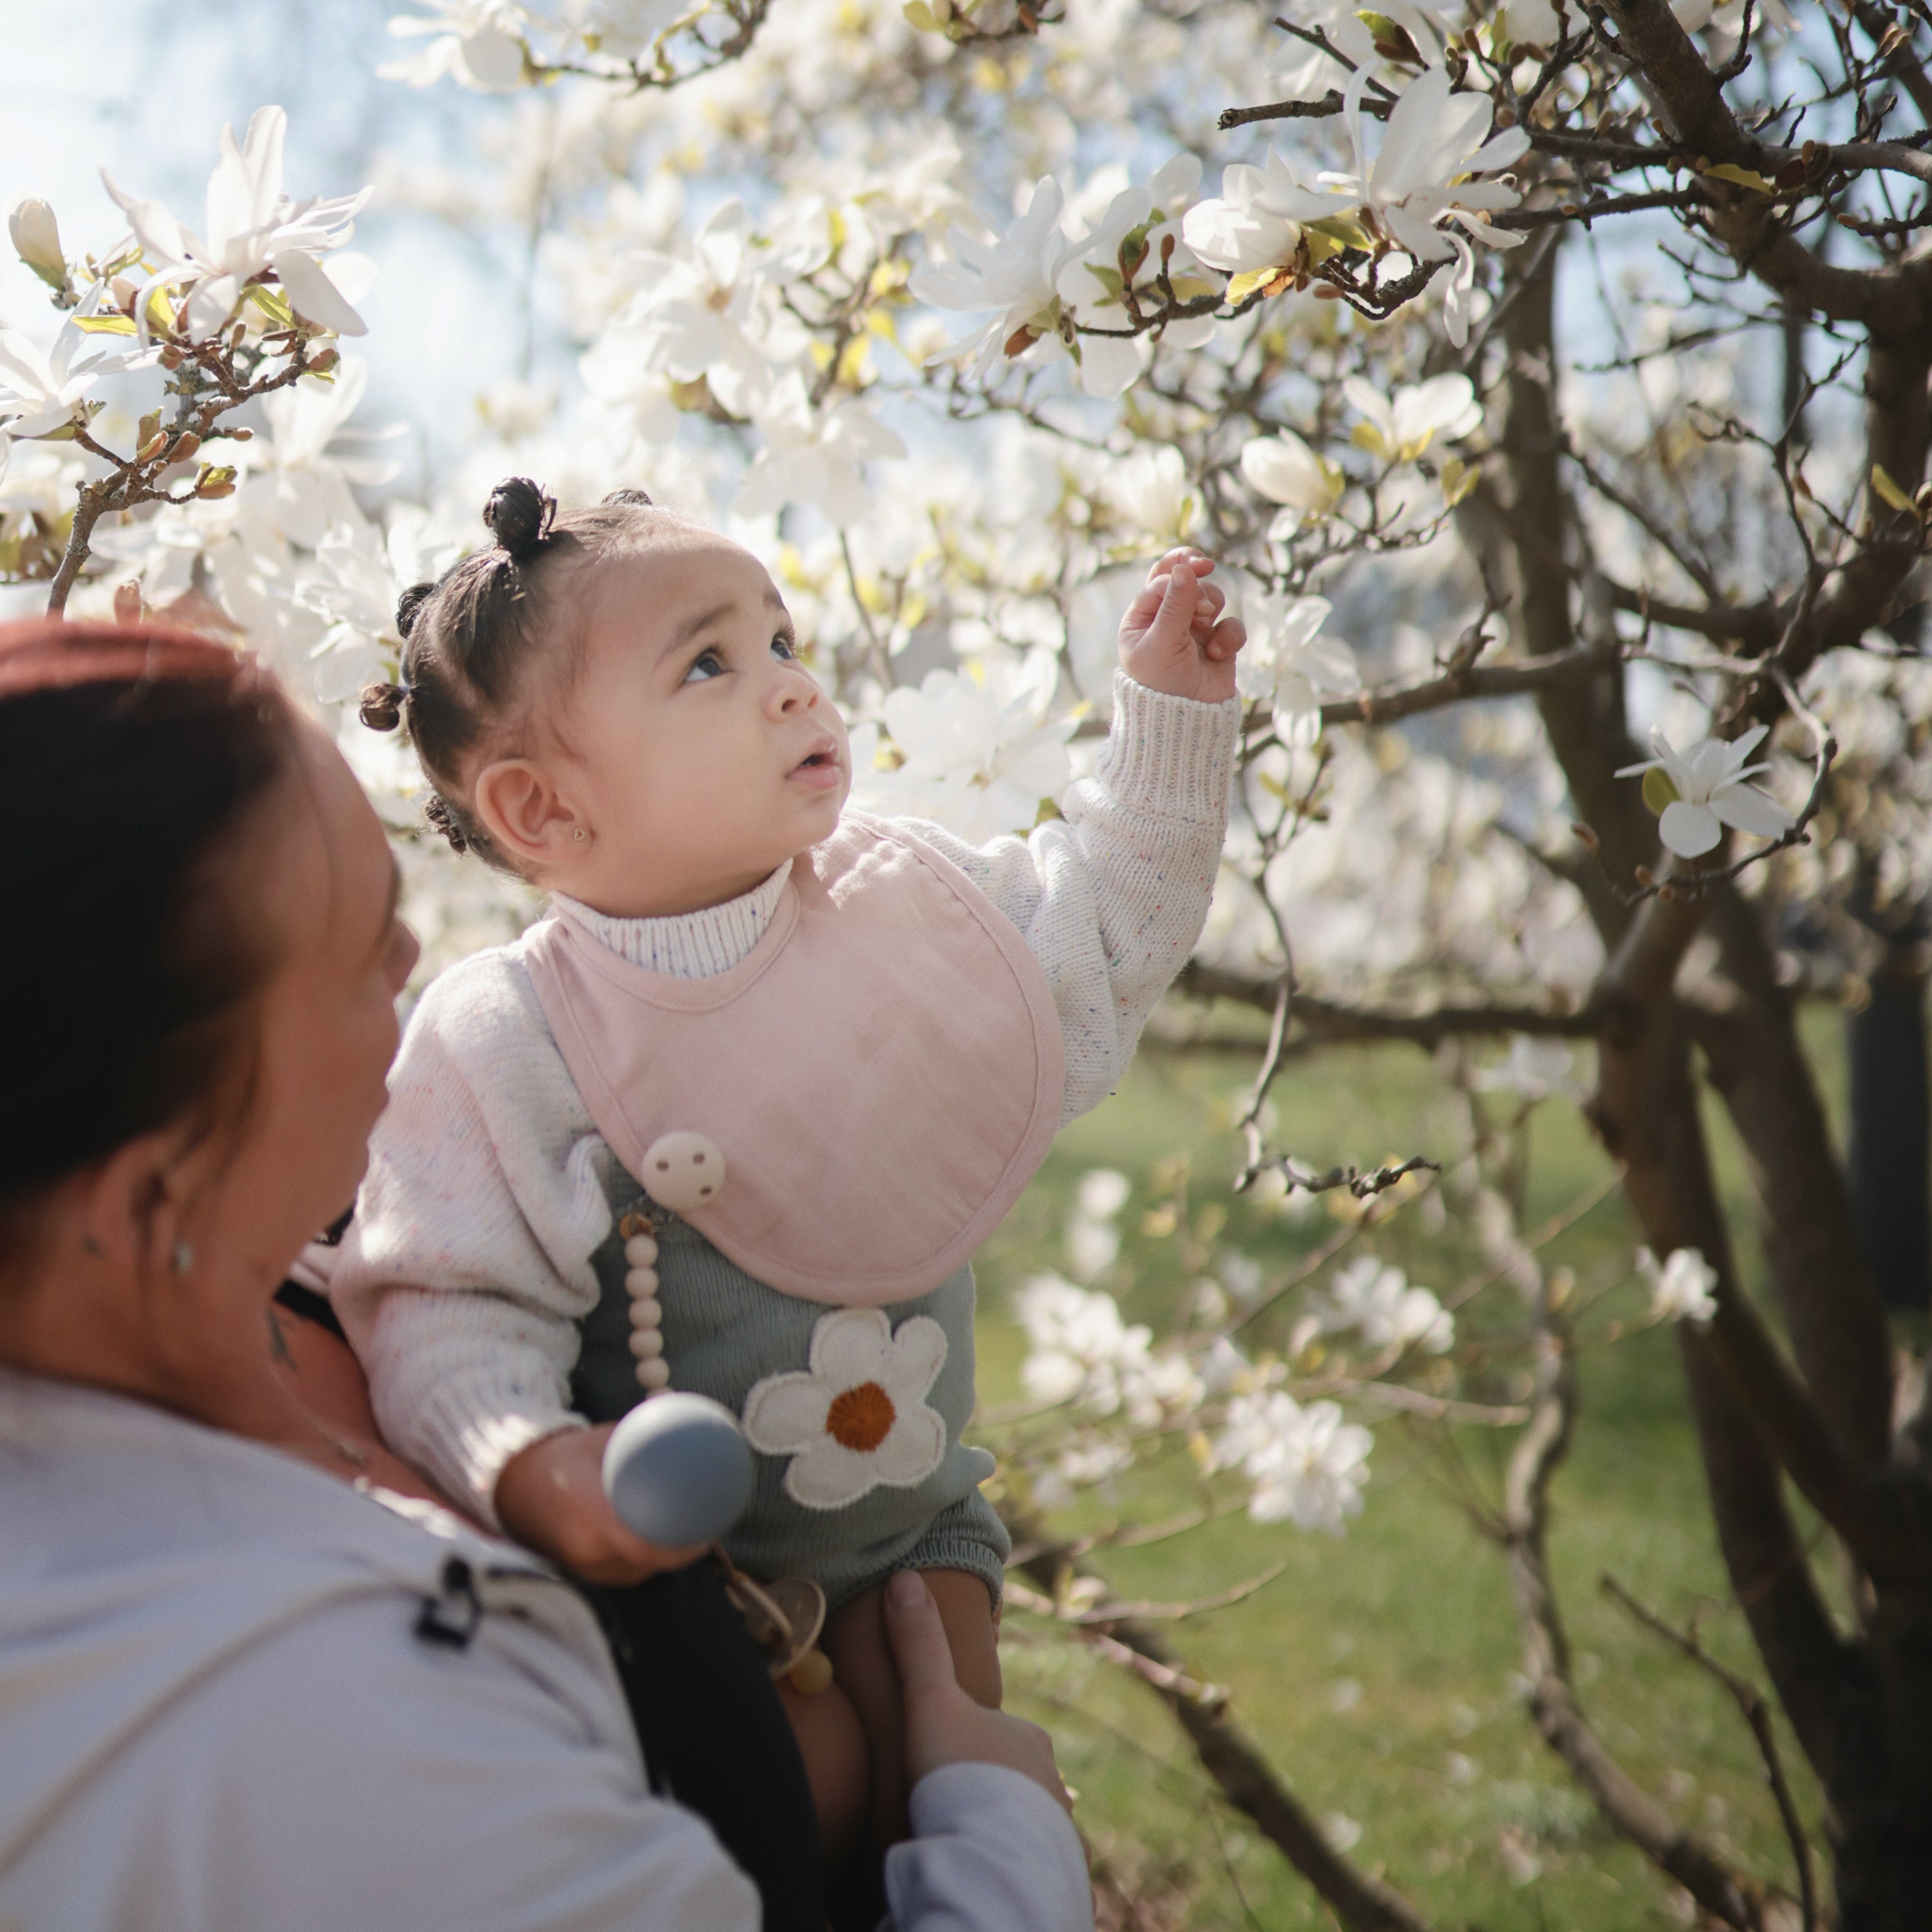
top-left (770, 632), bottom-right (797, 661)
top-left (682, 647), bottom-right (726, 684)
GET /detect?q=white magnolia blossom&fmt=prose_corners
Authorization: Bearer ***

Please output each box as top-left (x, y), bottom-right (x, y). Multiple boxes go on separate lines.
top-left (1240, 427), bottom-right (1345, 533)
top-left (1065, 1168), bottom-right (1132, 1283)
top-left (853, 654), bottom-right (1074, 842)
top-left (1053, 155), bottom-right (1215, 390)
top-left (1638, 1247), bottom-right (1719, 1327)
top-left (1236, 588), bottom-right (1358, 747)
top-left (1499, 0), bottom-right (1721, 42)
top-left (911, 177), bottom-right (1072, 370)
top-left (1343, 373), bottom-right (1482, 462)
top-left (104, 106), bottom-right (372, 341)
top-left (1307, 1257), bottom-right (1454, 1354)
top-left (1180, 149), bottom-right (1334, 276)
top-left (735, 375), bottom-right (906, 529)
top-left (1108, 444), bottom-right (1200, 547)
top-left (240, 356), bottom-right (404, 549)
top-left (1324, 68), bottom-right (1529, 346)
top-left (1013, 1274), bottom-right (1203, 1430)
top-left (1471, 1036), bottom-right (1584, 1103)
top-left (382, 0), bottom-right (530, 90)
top-left (0, 293), bottom-right (148, 439)
top-left (1217, 1390), bottom-right (1373, 1533)
top-left (1616, 723), bottom-right (1795, 858)
top-left (1270, 0), bottom-right (1457, 98)
top-left (297, 506), bottom-right (466, 704)
top-left (8, 196), bottom-right (65, 288)
top-left (1077, 1168), bottom-right (1132, 1222)
top-left (611, 200), bottom-right (798, 417)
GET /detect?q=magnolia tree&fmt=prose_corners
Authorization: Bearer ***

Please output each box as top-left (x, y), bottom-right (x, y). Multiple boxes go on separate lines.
top-left (6, 0), bottom-right (1932, 1921)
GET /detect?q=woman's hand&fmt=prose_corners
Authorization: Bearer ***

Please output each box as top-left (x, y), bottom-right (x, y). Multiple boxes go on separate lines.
top-left (495, 1425), bottom-right (705, 1585)
top-left (1116, 547), bottom-right (1245, 704)
top-left (884, 1568), bottom-right (1072, 1812)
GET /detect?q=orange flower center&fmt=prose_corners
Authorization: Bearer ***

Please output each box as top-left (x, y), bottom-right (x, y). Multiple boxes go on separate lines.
top-left (826, 1381), bottom-right (896, 1454)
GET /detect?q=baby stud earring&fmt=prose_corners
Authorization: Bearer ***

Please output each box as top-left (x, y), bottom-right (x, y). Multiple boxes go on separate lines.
top-left (171, 1241), bottom-right (194, 1274)
top-left (572, 826), bottom-right (588, 842)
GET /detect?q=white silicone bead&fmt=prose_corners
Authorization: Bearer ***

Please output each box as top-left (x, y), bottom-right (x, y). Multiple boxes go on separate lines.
top-left (625, 1267), bottom-right (659, 1298)
top-left (635, 1356), bottom-right (670, 1391)
top-left (629, 1329), bottom-right (665, 1360)
top-left (640, 1130), bottom-right (726, 1215)
top-left (629, 1296), bottom-right (663, 1329)
top-left (623, 1233), bottom-right (658, 1267)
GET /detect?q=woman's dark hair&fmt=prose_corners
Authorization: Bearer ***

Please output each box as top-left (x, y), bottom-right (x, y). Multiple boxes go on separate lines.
top-left (0, 620), bottom-right (297, 1255)
top-left (359, 479), bottom-right (668, 870)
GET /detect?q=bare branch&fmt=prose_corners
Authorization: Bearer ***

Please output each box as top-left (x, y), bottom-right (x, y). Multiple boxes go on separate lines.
top-left (1602, 1575), bottom-right (1820, 1931)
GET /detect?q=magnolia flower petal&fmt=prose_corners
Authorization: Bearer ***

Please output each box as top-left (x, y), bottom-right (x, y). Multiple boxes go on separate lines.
top-left (271, 250), bottom-right (368, 337)
top-left (1658, 799), bottom-right (1723, 857)
top-left (1709, 785), bottom-right (1794, 838)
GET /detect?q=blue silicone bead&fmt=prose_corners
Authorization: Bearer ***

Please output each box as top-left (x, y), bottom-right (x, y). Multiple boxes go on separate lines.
top-left (601, 1392), bottom-right (754, 1548)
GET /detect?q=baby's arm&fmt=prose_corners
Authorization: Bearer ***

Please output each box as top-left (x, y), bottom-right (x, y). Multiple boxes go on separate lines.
top-left (909, 550), bottom-right (1245, 1123)
top-left (330, 952), bottom-right (620, 1537)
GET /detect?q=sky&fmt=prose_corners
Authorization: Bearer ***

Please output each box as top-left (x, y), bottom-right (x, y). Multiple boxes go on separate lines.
top-left (1, 0), bottom-right (531, 489)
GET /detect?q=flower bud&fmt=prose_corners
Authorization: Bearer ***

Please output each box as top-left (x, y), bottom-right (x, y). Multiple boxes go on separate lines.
top-left (8, 197), bottom-right (66, 288)
top-left (170, 431), bottom-right (202, 465)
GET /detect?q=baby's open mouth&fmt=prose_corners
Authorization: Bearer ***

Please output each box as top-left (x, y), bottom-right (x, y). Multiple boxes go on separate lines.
top-left (789, 741), bottom-right (843, 786)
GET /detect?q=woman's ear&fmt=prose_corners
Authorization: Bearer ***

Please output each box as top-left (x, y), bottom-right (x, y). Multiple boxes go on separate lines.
top-left (470, 759), bottom-right (585, 870)
top-left (80, 1131), bottom-right (185, 1279)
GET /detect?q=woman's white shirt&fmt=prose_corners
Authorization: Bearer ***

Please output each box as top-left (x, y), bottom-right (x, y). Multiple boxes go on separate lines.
top-left (0, 1369), bottom-right (1091, 1932)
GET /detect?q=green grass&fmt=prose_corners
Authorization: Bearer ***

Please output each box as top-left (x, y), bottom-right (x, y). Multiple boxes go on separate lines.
top-left (967, 1016), bottom-right (1852, 1928)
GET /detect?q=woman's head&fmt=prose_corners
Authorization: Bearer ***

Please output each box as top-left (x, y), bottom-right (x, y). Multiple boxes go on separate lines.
top-left (367, 478), bottom-right (849, 918)
top-left (0, 622), bottom-right (416, 1396)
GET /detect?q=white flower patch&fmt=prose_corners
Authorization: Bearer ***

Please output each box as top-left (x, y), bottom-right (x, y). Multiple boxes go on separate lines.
top-left (1638, 1247), bottom-right (1718, 1327)
top-left (1616, 724), bottom-right (1795, 860)
top-left (1307, 1256), bottom-right (1454, 1354)
top-left (741, 1307), bottom-right (949, 1510)
top-left (1216, 1390), bottom-right (1373, 1533)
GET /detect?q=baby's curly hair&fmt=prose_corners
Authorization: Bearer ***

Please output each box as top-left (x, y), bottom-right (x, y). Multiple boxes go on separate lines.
top-left (359, 479), bottom-right (668, 870)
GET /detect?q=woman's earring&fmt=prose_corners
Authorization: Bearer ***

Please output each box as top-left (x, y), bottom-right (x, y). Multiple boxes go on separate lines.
top-left (171, 1241), bottom-right (194, 1274)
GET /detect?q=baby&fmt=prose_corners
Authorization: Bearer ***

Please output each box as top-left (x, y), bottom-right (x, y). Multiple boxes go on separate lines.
top-left (323, 477), bottom-right (1243, 1878)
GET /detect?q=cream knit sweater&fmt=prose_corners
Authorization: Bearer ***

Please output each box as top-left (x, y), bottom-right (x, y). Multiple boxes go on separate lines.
top-left (323, 674), bottom-right (1239, 1526)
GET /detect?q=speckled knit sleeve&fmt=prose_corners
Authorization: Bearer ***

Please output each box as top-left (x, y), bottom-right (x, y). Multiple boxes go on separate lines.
top-left (905, 671), bottom-right (1240, 1125)
top-left (326, 947), bottom-right (616, 1528)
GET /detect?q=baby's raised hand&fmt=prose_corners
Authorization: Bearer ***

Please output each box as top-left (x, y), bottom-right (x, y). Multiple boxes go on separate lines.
top-left (495, 1423), bottom-right (705, 1586)
top-left (1117, 547), bottom-right (1246, 705)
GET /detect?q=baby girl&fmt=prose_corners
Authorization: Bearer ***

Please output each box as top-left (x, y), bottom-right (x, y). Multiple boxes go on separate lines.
top-left (323, 477), bottom-right (1243, 1878)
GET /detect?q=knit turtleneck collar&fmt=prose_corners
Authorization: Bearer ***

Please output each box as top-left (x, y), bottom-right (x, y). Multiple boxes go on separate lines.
top-left (553, 860), bottom-right (793, 979)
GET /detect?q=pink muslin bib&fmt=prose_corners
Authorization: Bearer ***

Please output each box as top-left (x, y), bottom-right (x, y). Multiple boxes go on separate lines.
top-left (520, 812), bottom-right (1066, 1307)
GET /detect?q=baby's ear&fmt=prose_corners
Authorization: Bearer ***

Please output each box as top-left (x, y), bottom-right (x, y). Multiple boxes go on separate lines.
top-left (470, 758), bottom-right (578, 870)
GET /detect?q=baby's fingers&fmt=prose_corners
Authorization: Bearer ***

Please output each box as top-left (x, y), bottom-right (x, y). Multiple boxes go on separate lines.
top-left (1203, 611), bottom-right (1247, 661)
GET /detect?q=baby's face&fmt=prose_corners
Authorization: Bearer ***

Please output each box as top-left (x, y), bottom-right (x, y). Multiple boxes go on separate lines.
top-left (549, 533), bottom-right (849, 917)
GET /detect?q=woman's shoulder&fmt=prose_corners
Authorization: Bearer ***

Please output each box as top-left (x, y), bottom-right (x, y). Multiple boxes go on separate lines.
top-left (0, 1378), bottom-right (752, 1932)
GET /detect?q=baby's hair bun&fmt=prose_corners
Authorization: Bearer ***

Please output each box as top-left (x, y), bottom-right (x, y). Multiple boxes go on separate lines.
top-left (359, 682), bottom-right (408, 733)
top-left (395, 580), bottom-right (436, 639)
top-left (603, 487), bottom-right (654, 507)
top-left (483, 477), bottom-right (557, 560)
top-left (424, 793), bottom-right (470, 854)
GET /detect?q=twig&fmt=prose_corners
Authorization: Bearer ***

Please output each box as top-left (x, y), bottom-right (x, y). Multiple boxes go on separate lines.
top-left (1600, 1575), bottom-right (1819, 1931)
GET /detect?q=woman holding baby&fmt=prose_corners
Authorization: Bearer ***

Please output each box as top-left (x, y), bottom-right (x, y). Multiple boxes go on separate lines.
top-left (0, 482), bottom-right (1242, 1930)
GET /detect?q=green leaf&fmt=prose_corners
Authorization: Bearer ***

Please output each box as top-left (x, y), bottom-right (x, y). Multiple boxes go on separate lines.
top-left (1642, 766), bottom-right (1680, 815)
top-left (246, 283), bottom-right (296, 330)
top-left (903, 2), bottom-right (939, 29)
top-left (1871, 463), bottom-right (1921, 517)
top-left (1701, 163), bottom-right (1774, 194)
top-left (1225, 266), bottom-right (1287, 304)
top-left (72, 312), bottom-right (136, 336)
